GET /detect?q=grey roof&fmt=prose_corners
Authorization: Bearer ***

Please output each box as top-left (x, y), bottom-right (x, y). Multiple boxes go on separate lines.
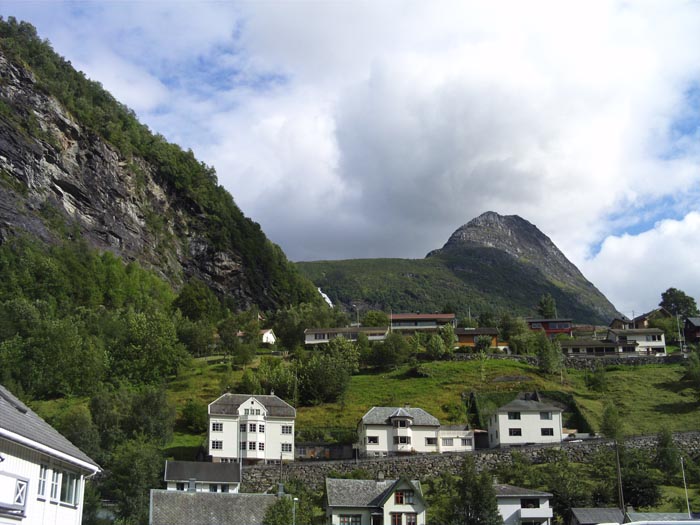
top-left (685, 317), bottom-right (700, 327)
top-left (497, 399), bottom-right (562, 413)
top-left (560, 339), bottom-right (618, 348)
top-left (494, 484), bottom-right (552, 498)
top-left (571, 508), bottom-right (625, 525)
top-left (608, 328), bottom-right (664, 335)
top-left (0, 384), bottom-right (99, 470)
top-left (209, 394), bottom-right (295, 418)
top-left (440, 424), bottom-right (471, 431)
top-left (164, 461), bottom-right (241, 483)
top-left (325, 478), bottom-right (422, 508)
top-left (150, 490), bottom-right (277, 525)
top-left (361, 407), bottom-right (440, 426)
top-left (626, 512), bottom-right (696, 522)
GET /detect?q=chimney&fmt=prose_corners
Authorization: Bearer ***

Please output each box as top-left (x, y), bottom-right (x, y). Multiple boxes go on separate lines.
top-left (188, 478), bottom-right (196, 492)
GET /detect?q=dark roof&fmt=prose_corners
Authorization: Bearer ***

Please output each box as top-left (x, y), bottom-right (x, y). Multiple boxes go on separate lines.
top-left (390, 313), bottom-right (455, 321)
top-left (608, 328), bottom-right (663, 335)
top-left (494, 484), bottom-right (552, 498)
top-left (209, 394), bottom-right (295, 418)
top-left (685, 317), bottom-right (700, 327)
top-left (150, 490), bottom-right (277, 525)
top-left (325, 478), bottom-right (421, 508)
top-left (497, 399), bottom-right (562, 413)
top-left (571, 508), bottom-right (625, 525)
top-left (164, 461), bottom-right (241, 483)
top-left (455, 328), bottom-right (499, 336)
top-left (633, 307), bottom-right (672, 322)
top-left (626, 512), bottom-right (697, 522)
top-left (525, 318), bottom-right (573, 323)
top-left (0, 384), bottom-right (99, 470)
top-left (360, 407), bottom-right (440, 426)
top-left (304, 327), bottom-right (388, 335)
top-left (560, 339), bottom-right (618, 348)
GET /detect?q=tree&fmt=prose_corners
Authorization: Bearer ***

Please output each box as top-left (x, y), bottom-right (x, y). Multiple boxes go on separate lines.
top-left (440, 324), bottom-right (457, 354)
top-left (537, 293), bottom-right (557, 318)
top-left (477, 311), bottom-right (497, 328)
top-left (508, 331), bottom-right (537, 355)
top-left (655, 428), bottom-right (680, 482)
top-left (173, 279), bottom-right (221, 322)
top-left (361, 310), bottom-right (389, 327)
top-left (426, 334), bottom-right (448, 360)
top-left (600, 402), bottom-right (624, 441)
top-left (474, 335), bottom-right (492, 353)
top-left (540, 449), bottom-right (590, 521)
top-left (660, 287), bottom-right (699, 317)
top-left (586, 363), bottom-right (607, 392)
top-left (498, 314), bottom-right (528, 342)
top-left (181, 398), bottom-right (208, 433)
top-left (445, 456), bottom-right (501, 525)
top-left (535, 332), bottom-right (562, 375)
top-left (372, 332), bottom-right (411, 369)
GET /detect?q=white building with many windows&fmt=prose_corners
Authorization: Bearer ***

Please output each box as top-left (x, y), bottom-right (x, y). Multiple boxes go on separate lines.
top-left (0, 385), bottom-right (100, 525)
top-left (356, 406), bottom-right (474, 457)
top-left (208, 394), bottom-right (296, 464)
top-left (486, 398), bottom-right (563, 448)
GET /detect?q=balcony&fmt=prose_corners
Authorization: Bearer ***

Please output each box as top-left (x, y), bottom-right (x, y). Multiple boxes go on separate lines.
top-left (520, 507), bottom-right (553, 520)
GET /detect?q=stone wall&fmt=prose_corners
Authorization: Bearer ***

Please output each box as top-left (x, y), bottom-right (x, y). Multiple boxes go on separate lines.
top-left (240, 431), bottom-right (700, 492)
top-left (450, 352), bottom-right (686, 370)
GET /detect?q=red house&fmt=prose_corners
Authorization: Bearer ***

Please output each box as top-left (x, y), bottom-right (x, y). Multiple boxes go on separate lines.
top-left (525, 318), bottom-right (573, 339)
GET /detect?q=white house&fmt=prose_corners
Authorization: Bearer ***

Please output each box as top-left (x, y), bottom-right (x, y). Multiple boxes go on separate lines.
top-left (304, 327), bottom-right (389, 346)
top-left (356, 406), bottom-right (474, 457)
top-left (487, 398), bottom-right (563, 448)
top-left (606, 328), bottom-right (666, 355)
top-left (325, 477), bottom-right (426, 525)
top-left (495, 484), bottom-right (553, 525)
top-left (208, 393), bottom-right (295, 464)
top-left (237, 329), bottom-right (277, 345)
top-left (0, 385), bottom-right (100, 525)
top-left (164, 460), bottom-right (240, 493)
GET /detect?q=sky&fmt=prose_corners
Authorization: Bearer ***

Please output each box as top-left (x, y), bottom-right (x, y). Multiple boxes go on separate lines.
top-left (3, 1), bottom-right (700, 317)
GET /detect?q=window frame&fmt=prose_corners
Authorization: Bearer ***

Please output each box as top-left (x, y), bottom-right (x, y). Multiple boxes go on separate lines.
top-left (211, 440), bottom-right (223, 450)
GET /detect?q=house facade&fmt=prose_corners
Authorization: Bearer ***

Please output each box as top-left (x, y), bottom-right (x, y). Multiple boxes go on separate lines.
top-left (325, 477), bottom-right (426, 525)
top-left (495, 484), bottom-right (553, 525)
top-left (208, 394), bottom-right (295, 464)
top-left (164, 460), bottom-right (240, 493)
top-left (389, 313), bottom-right (456, 335)
top-left (237, 329), bottom-right (277, 345)
top-left (525, 319), bottom-right (574, 339)
top-left (304, 327), bottom-right (389, 346)
top-left (487, 398), bottom-right (563, 448)
top-left (684, 317), bottom-right (700, 344)
top-left (455, 328), bottom-right (499, 349)
top-left (0, 385), bottom-right (100, 525)
top-left (356, 407), bottom-right (473, 457)
top-left (606, 328), bottom-right (666, 355)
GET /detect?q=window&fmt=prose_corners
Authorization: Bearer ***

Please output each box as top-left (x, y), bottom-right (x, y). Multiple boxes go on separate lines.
top-left (530, 322), bottom-right (542, 328)
top-left (244, 409), bottom-right (250, 415)
top-left (442, 438), bottom-right (453, 446)
top-left (249, 423), bottom-right (257, 432)
top-left (461, 438), bottom-right (473, 447)
top-left (540, 412), bottom-right (552, 420)
top-left (367, 436), bottom-right (379, 444)
top-left (212, 422), bottom-right (223, 432)
top-left (508, 412), bottom-right (521, 420)
top-left (509, 428), bottom-right (522, 436)
top-left (211, 440), bottom-right (223, 450)
top-left (541, 428), bottom-right (554, 436)
top-left (176, 482), bottom-right (185, 491)
top-left (521, 498), bottom-right (540, 509)
top-left (393, 420), bottom-right (408, 428)
top-left (50, 470), bottom-right (60, 499)
top-left (14, 478), bottom-right (27, 507)
top-left (248, 442), bottom-right (256, 450)
top-left (259, 442), bottom-right (265, 451)
top-left (425, 437), bottom-right (437, 446)
top-left (282, 425), bottom-right (293, 434)
top-left (281, 443), bottom-right (292, 452)
top-left (259, 425), bottom-right (265, 433)
top-left (240, 424), bottom-right (247, 433)
top-left (210, 484), bottom-right (218, 492)
top-left (339, 516), bottom-right (361, 525)
top-left (240, 441), bottom-right (247, 450)
top-left (406, 514), bottom-right (418, 525)
top-left (255, 409), bottom-right (261, 415)
top-left (60, 471), bottom-right (78, 505)
top-left (395, 490), bottom-right (414, 504)
top-left (393, 436), bottom-right (411, 444)
top-left (38, 464), bottom-right (48, 497)
top-left (222, 484), bottom-right (229, 493)
top-left (391, 513), bottom-right (402, 525)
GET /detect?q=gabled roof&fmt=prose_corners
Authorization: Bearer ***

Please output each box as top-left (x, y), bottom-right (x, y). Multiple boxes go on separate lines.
top-left (150, 490), bottom-right (277, 525)
top-left (494, 484), bottom-right (552, 498)
top-left (209, 394), bottom-right (295, 418)
top-left (571, 507), bottom-right (624, 525)
top-left (360, 406), bottom-right (440, 426)
top-left (633, 307), bottom-right (672, 322)
top-left (685, 317), bottom-right (700, 327)
top-left (325, 478), bottom-right (422, 508)
top-left (0, 384), bottom-right (99, 471)
top-left (497, 399), bottom-right (562, 413)
top-left (164, 460), bottom-right (241, 483)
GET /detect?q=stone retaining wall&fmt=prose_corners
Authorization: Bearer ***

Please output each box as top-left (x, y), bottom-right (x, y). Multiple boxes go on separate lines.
top-left (450, 352), bottom-right (686, 370)
top-left (241, 431), bottom-right (700, 492)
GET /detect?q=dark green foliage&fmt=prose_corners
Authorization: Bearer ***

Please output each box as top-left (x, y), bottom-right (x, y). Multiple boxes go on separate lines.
top-left (426, 334), bottom-right (449, 360)
top-left (177, 318), bottom-right (216, 357)
top-left (181, 398), bottom-right (208, 434)
top-left (620, 447), bottom-right (662, 509)
top-left (263, 497), bottom-right (293, 525)
top-left (298, 353), bottom-right (350, 405)
top-left (372, 332), bottom-right (411, 369)
top-left (600, 402), bottom-right (624, 441)
top-left (660, 287), bottom-right (699, 317)
top-left (237, 369), bottom-right (263, 395)
top-left (256, 357), bottom-right (296, 399)
top-left (586, 364), bottom-right (607, 392)
top-left (535, 331), bottom-right (563, 375)
top-left (474, 335), bottom-right (492, 353)
top-left (50, 404), bottom-right (101, 462)
top-left (442, 456), bottom-right (501, 525)
top-left (361, 310), bottom-right (389, 326)
top-left (0, 16), bottom-right (320, 311)
top-left (498, 313), bottom-right (528, 341)
top-left (271, 302), bottom-right (347, 349)
top-left (173, 280), bottom-right (221, 321)
top-left (440, 324), bottom-right (457, 352)
top-left (540, 449), bottom-right (590, 521)
top-left (537, 293), bottom-right (557, 318)
top-left (655, 429), bottom-right (680, 482)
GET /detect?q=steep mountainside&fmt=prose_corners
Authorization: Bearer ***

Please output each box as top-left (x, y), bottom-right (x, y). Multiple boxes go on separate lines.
top-left (0, 19), bottom-right (318, 310)
top-left (298, 212), bottom-right (620, 324)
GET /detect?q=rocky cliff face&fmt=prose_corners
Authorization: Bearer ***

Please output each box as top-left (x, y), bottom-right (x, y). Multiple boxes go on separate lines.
top-left (0, 51), bottom-right (300, 310)
top-left (428, 211), bottom-right (619, 321)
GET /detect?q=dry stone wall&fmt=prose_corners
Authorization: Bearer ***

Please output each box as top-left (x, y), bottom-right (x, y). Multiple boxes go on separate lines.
top-left (241, 431), bottom-right (700, 492)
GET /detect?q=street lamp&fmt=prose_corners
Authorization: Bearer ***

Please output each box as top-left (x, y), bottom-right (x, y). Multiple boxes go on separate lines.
top-left (293, 497), bottom-right (298, 525)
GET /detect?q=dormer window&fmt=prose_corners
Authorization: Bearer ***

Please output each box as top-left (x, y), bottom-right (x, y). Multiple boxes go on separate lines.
top-left (393, 420), bottom-right (409, 428)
